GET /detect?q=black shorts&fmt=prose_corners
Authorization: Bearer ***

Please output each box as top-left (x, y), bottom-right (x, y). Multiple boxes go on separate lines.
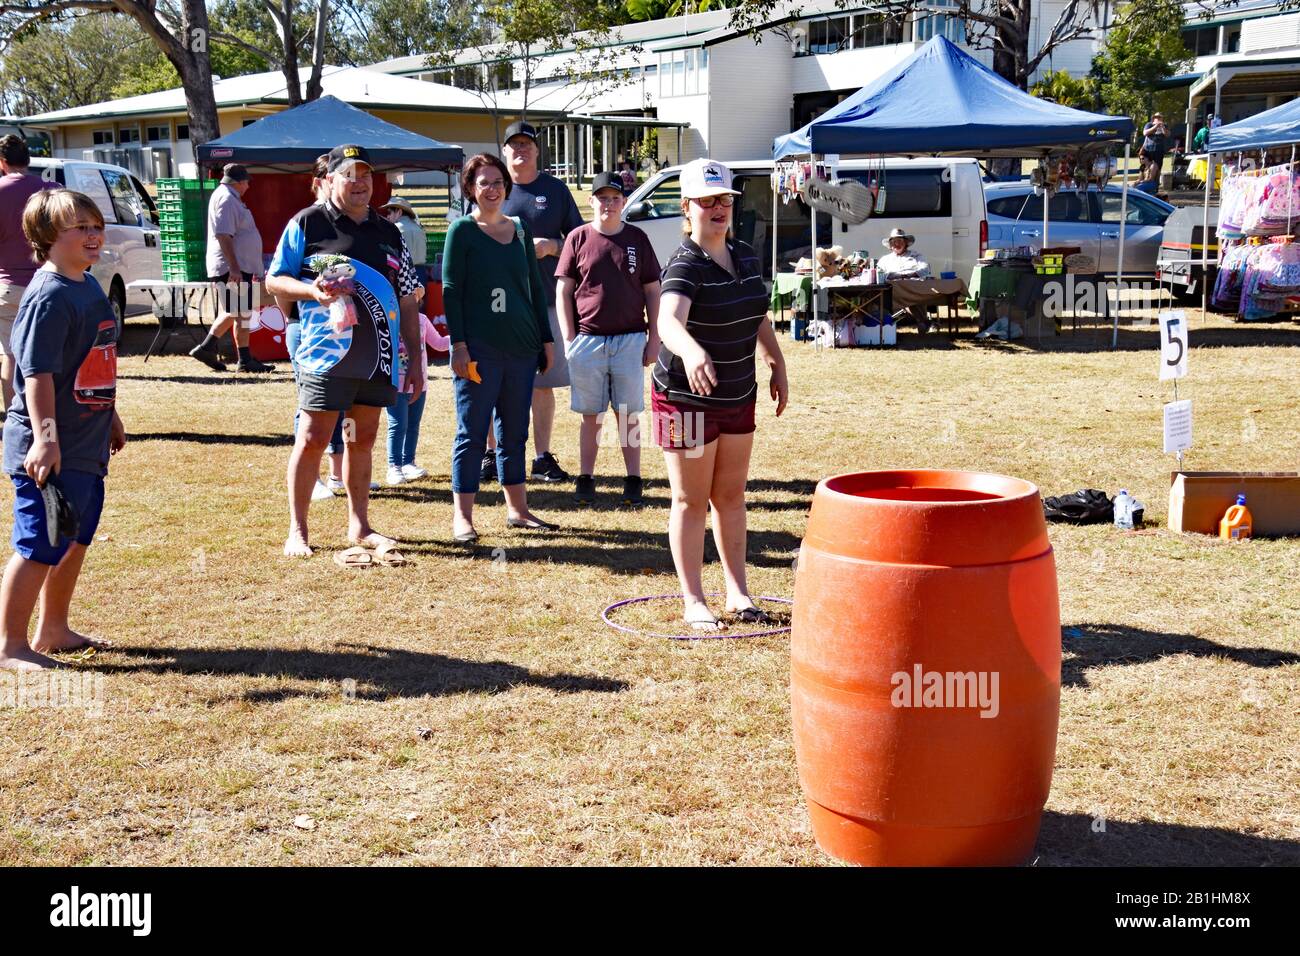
top-left (297, 372), bottom-right (397, 412)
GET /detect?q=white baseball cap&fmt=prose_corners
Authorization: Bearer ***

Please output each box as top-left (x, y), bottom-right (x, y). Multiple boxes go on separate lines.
top-left (680, 159), bottom-right (741, 199)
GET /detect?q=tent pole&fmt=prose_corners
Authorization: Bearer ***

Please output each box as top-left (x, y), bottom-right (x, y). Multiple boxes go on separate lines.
top-left (810, 154), bottom-right (820, 345)
top-left (1202, 151), bottom-right (1212, 325)
top-left (1042, 156), bottom-right (1050, 252)
top-left (771, 166), bottom-right (780, 327)
top-left (1113, 142), bottom-right (1131, 350)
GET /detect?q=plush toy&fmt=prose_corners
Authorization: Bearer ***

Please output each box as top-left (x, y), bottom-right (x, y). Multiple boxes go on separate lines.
top-left (308, 254), bottom-right (358, 333)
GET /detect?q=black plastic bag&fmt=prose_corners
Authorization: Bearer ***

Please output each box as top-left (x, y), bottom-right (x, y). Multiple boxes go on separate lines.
top-left (1043, 489), bottom-right (1114, 525)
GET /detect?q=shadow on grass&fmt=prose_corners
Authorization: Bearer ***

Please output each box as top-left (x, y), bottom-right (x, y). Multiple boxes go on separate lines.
top-left (127, 430), bottom-right (293, 447)
top-left (117, 373), bottom-right (291, 386)
top-left (97, 641), bottom-right (629, 702)
top-left (1063, 623), bottom-right (1300, 689)
top-left (1034, 811), bottom-right (1300, 866)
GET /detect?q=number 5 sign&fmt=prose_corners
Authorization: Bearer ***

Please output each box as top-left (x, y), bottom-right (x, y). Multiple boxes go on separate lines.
top-left (1158, 310), bottom-right (1188, 381)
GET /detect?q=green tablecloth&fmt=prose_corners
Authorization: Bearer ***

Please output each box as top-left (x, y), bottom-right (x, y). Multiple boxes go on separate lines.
top-left (966, 263), bottom-right (1026, 311)
top-left (770, 272), bottom-right (813, 313)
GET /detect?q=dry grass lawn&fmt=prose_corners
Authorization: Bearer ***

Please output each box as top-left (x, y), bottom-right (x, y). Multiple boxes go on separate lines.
top-left (0, 309), bottom-right (1297, 866)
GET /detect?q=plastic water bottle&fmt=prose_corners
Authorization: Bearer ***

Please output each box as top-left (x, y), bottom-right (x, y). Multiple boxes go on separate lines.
top-left (1114, 489), bottom-right (1134, 529)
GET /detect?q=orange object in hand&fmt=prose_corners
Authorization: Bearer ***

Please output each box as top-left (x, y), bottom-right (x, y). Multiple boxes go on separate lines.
top-left (466, 361), bottom-right (481, 384)
top-left (791, 470), bottom-right (1061, 867)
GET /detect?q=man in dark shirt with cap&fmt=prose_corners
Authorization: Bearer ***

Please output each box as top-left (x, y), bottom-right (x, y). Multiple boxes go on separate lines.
top-left (490, 120), bottom-right (584, 484)
top-left (267, 144), bottom-right (423, 559)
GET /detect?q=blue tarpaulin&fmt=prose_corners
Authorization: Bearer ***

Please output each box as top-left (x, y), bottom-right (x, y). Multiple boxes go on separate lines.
top-left (1208, 98), bottom-right (1300, 153)
top-left (773, 37), bottom-right (1133, 159)
top-left (196, 96), bottom-right (462, 169)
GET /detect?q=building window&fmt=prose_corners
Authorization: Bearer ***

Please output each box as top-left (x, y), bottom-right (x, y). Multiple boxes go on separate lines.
top-left (176, 124), bottom-right (189, 140)
top-left (809, 16), bottom-right (850, 54)
top-left (118, 127), bottom-right (141, 144)
top-left (1180, 26), bottom-right (1219, 57)
top-left (916, 0), bottom-right (964, 44)
top-left (146, 124), bottom-right (169, 142)
top-left (92, 130), bottom-right (114, 145)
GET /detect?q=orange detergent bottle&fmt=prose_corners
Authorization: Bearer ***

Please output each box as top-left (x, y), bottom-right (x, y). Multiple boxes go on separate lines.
top-left (1219, 494), bottom-right (1253, 541)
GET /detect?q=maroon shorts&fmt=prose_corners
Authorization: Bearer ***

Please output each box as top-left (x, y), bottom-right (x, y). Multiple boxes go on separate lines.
top-left (651, 390), bottom-right (756, 450)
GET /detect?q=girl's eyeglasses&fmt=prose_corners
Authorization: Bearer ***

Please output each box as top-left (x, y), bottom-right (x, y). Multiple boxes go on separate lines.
top-left (692, 195), bottom-right (735, 209)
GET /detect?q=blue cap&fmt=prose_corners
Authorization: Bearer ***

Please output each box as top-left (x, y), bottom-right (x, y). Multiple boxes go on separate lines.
top-left (1236, 494), bottom-right (1246, 504)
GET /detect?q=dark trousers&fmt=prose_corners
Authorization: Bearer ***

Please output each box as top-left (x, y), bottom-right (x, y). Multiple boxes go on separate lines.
top-left (451, 340), bottom-right (537, 493)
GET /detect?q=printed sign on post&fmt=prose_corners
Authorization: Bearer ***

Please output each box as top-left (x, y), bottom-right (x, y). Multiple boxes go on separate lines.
top-left (1158, 310), bottom-right (1188, 380)
top-left (1163, 399), bottom-right (1193, 454)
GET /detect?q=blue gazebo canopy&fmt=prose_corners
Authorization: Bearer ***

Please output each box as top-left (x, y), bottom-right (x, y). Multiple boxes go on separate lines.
top-left (196, 95), bottom-right (462, 169)
top-left (774, 36), bottom-right (1134, 159)
top-left (1208, 98), bottom-right (1300, 153)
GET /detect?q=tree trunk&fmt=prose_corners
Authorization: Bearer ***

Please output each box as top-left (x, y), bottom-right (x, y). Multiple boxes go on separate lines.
top-left (271, 0), bottom-right (303, 107)
top-left (1013, 0), bottom-right (1033, 90)
top-left (305, 0), bottom-right (329, 102)
top-left (173, 0), bottom-right (221, 147)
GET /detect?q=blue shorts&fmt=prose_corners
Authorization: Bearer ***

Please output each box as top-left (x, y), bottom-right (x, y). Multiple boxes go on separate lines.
top-left (566, 331), bottom-right (646, 415)
top-left (11, 470), bottom-right (105, 565)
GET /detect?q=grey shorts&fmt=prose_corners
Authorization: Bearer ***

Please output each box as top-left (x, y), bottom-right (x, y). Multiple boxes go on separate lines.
top-left (534, 305), bottom-right (570, 389)
top-left (567, 332), bottom-right (646, 415)
top-left (0, 282), bottom-right (27, 358)
top-left (297, 372), bottom-right (397, 412)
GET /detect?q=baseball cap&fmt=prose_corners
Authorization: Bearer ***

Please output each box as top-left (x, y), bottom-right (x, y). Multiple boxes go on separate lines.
top-left (327, 144), bottom-right (373, 175)
top-left (591, 172), bottom-right (625, 195)
top-left (502, 121), bottom-right (539, 145)
top-left (221, 163), bottom-right (249, 184)
top-left (679, 159), bottom-right (740, 199)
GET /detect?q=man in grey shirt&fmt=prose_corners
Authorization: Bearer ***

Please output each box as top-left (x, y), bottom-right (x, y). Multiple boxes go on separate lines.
top-left (190, 163), bottom-right (273, 373)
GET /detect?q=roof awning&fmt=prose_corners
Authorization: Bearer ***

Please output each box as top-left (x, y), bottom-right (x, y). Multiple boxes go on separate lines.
top-left (567, 114), bottom-right (691, 128)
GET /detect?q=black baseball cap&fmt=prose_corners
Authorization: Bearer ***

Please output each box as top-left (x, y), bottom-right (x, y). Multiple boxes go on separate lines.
top-left (591, 172), bottom-right (624, 195)
top-left (327, 144), bottom-right (373, 174)
top-left (502, 121), bottom-right (539, 145)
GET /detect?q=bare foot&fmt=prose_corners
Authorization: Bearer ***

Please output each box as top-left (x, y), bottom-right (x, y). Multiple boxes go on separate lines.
top-left (0, 645), bottom-right (60, 671)
top-left (31, 627), bottom-right (111, 654)
top-left (349, 530), bottom-right (397, 549)
top-left (284, 527), bottom-right (313, 558)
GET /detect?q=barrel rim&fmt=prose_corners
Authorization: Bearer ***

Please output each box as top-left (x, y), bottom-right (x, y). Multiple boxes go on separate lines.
top-left (817, 469), bottom-right (1040, 507)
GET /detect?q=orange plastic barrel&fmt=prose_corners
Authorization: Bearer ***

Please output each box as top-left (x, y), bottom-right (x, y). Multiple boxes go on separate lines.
top-left (791, 470), bottom-right (1061, 866)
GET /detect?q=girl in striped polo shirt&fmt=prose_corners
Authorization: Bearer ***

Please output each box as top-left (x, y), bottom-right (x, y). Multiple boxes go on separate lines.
top-left (651, 159), bottom-right (789, 631)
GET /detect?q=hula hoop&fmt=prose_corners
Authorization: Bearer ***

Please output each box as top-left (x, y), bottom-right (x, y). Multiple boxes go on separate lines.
top-left (602, 593), bottom-right (793, 641)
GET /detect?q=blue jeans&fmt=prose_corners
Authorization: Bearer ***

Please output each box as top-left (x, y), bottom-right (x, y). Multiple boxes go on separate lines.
top-left (451, 340), bottom-right (537, 493)
top-left (386, 390), bottom-right (427, 467)
top-left (286, 321), bottom-right (345, 455)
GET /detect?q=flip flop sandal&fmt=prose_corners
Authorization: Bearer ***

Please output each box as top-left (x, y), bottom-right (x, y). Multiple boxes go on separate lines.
top-left (507, 517), bottom-right (560, 530)
top-left (372, 542), bottom-right (410, 567)
top-left (685, 607), bottom-right (722, 631)
top-left (333, 546), bottom-right (375, 569)
top-left (729, 606), bottom-right (776, 625)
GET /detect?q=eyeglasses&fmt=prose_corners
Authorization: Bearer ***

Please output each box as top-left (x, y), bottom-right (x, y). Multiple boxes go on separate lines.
top-left (475, 179), bottom-right (506, 192)
top-left (64, 223), bottom-right (105, 236)
top-left (692, 195), bottom-right (735, 208)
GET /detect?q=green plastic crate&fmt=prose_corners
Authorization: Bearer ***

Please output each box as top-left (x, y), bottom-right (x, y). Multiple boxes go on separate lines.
top-left (160, 237), bottom-right (206, 255)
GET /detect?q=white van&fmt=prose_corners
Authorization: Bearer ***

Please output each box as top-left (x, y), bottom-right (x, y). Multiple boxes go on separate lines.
top-left (624, 158), bottom-right (987, 284)
top-left (28, 158), bottom-right (162, 333)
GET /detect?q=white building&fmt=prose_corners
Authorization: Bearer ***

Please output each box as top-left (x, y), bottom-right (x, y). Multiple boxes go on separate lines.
top-left (368, 2), bottom-right (1104, 179)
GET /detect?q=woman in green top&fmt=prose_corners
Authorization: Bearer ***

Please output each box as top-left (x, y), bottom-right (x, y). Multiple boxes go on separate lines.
top-left (444, 153), bottom-right (556, 542)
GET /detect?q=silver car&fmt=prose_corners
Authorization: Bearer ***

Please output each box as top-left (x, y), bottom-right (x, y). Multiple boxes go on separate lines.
top-left (984, 182), bottom-right (1175, 274)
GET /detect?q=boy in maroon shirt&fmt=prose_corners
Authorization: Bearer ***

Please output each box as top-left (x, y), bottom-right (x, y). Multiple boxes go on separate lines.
top-left (556, 172), bottom-right (661, 505)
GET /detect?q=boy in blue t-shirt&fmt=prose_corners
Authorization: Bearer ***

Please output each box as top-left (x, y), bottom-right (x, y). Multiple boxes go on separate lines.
top-left (0, 189), bottom-right (125, 671)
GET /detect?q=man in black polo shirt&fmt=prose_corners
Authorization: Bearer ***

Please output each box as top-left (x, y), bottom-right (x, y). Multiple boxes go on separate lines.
top-left (267, 144), bottom-right (424, 558)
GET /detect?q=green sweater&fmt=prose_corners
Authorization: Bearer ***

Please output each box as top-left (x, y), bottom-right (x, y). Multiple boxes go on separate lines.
top-left (442, 214), bottom-right (551, 357)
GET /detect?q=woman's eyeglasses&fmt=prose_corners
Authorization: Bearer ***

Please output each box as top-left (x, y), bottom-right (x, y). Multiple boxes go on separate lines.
top-left (475, 179), bottom-right (506, 193)
top-left (692, 195), bottom-right (735, 209)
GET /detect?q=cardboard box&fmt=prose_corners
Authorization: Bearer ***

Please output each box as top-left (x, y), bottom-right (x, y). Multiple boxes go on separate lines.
top-left (1168, 472), bottom-right (1300, 537)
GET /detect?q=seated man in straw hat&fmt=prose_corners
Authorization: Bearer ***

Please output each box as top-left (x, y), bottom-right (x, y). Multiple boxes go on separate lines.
top-left (878, 227), bottom-right (934, 332)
